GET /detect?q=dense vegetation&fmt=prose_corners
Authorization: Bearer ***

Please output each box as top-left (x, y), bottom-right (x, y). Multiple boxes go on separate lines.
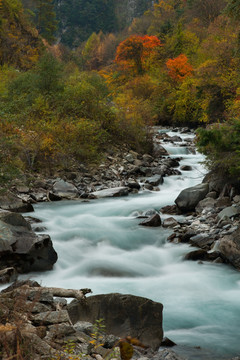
top-left (1, 0), bottom-right (240, 185)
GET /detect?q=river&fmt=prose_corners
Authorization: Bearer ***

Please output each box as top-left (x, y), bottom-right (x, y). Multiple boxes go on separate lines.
top-left (20, 129), bottom-right (240, 359)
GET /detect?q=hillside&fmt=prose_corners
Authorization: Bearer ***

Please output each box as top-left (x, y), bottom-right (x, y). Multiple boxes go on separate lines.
top-left (1, 0), bottom-right (240, 184)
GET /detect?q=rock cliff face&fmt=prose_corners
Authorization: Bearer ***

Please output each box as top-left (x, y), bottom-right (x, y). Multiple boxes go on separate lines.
top-left (114, 0), bottom-right (154, 28)
top-left (52, 0), bottom-right (154, 47)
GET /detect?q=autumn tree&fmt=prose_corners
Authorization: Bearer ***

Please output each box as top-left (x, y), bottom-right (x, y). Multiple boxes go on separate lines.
top-left (166, 53), bottom-right (193, 82)
top-left (115, 35), bottom-right (162, 75)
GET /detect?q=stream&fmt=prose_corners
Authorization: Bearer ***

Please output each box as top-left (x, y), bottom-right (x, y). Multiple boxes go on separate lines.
top-left (21, 129), bottom-right (240, 359)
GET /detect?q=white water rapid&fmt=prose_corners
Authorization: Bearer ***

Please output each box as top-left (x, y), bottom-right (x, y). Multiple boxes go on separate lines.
top-left (21, 129), bottom-right (240, 358)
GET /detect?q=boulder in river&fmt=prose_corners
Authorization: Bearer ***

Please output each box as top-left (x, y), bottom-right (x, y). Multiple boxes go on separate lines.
top-left (0, 209), bottom-right (57, 274)
top-left (68, 293), bottom-right (163, 350)
top-left (0, 192), bottom-right (34, 213)
top-left (92, 186), bottom-right (129, 198)
top-left (175, 183), bottom-right (209, 212)
top-left (51, 179), bottom-right (79, 199)
top-left (139, 213), bottom-right (161, 227)
top-left (145, 174), bottom-right (163, 187)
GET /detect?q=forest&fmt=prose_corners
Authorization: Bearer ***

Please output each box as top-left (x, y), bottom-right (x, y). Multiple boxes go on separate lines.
top-left (1, 0), bottom-right (240, 186)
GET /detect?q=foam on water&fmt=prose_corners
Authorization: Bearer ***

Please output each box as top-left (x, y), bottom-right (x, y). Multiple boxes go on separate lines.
top-left (15, 129), bottom-right (240, 357)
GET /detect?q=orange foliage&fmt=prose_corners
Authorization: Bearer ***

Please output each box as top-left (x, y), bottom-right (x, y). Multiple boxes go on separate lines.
top-left (115, 35), bottom-right (162, 74)
top-left (166, 54), bottom-right (193, 82)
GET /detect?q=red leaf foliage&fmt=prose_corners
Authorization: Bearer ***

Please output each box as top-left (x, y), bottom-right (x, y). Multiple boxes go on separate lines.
top-left (166, 54), bottom-right (193, 81)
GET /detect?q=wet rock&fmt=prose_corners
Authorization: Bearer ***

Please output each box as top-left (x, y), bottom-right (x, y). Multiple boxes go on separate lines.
top-left (32, 310), bottom-right (71, 325)
top-left (160, 337), bottom-right (177, 347)
top-left (219, 227), bottom-right (240, 269)
top-left (143, 154), bottom-right (154, 164)
top-left (16, 185), bottom-right (29, 193)
top-left (144, 184), bottom-right (154, 191)
top-left (189, 233), bottom-right (214, 249)
top-left (73, 321), bottom-right (93, 336)
top-left (233, 195), bottom-right (240, 203)
top-left (139, 167), bottom-right (153, 177)
top-left (68, 293), bottom-right (163, 350)
top-left (139, 214), bottom-right (161, 227)
top-left (175, 183), bottom-right (209, 212)
top-left (0, 192), bottom-right (34, 213)
top-left (195, 197), bottom-right (216, 214)
top-left (163, 158), bottom-right (180, 168)
top-left (125, 153), bottom-right (135, 163)
top-left (145, 175), bottom-right (163, 187)
top-left (170, 136), bottom-right (182, 142)
top-left (160, 205), bottom-right (179, 215)
top-left (0, 210), bottom-right (57, 274)
top-left (31, 192), bottom-right (47, 202)
top-left (179, 230), bottom-right (196, 243)
top-left (162, 217), bottom-right (179, 228)
top-left (52, 179), bottom-right (79, 199)
top-left (0, 267), bottom-right (18, 284)
top-left (180, 165), bottom-right (192, 171)
top-left (127, 179), bottom-right (141, 190)
top-left (206, 191), bottom-right (217, 199)
top-left (184, 249), bottom-right (220, 261)
top-left (92, 187), bottom-right (129, 198)
top-left (217, 206), bottom-right (240, 221)
top-left (215, 197), bottom-right (232, 208)
top-left (142, 209), bottom-right (158, 217)
top-left (153, 349), bottom-right (185, 360)
top-left (153, 144), bottom-right (169, 157)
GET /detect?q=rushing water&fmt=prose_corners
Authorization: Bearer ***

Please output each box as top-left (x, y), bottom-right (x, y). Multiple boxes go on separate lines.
top-left (19, 130), bottom-right (240, 358)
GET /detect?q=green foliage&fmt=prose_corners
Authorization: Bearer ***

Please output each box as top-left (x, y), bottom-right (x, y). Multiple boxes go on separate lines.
top-left (36, 0), bottom-right (58, 44)
top-left (55, 0), bottom-right (117, 47)
top-left (197, 120), bottom-right (240, 176)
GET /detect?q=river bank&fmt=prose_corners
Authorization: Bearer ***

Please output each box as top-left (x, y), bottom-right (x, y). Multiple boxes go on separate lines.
top-left (1, 127), bottom-right (240, 359)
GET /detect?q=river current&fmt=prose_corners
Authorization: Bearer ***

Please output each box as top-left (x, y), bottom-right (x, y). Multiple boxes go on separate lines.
top-left (20, 130), bottom-right (240, 358)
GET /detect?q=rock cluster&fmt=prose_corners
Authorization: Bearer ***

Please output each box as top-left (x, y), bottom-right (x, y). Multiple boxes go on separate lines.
top-left (0, 209), bottom-right (57, 283)
top-left (167, 177), bottom-right (240, 270)
top-left (5, 129), bottom-right (196, 205)
top-left (0, 281), bottom-right (166, 360)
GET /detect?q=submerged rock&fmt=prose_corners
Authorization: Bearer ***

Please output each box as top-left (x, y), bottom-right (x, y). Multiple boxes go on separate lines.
top-left (139, 213), bottom-right (161, 227)
top-left (92, 187), bottom-right (129, 198)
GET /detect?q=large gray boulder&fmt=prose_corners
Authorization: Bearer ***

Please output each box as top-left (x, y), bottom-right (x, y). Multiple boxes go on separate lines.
top-left (0, 210), bottom-right (57, 274)
top-left (219, 227), bottom-right (240, 270)
top-left (68, 293), bottom-right (163, 350)
top-left (175, 183), bottom-right (209, 212)
top-left (92, 187), bottom-right (129, 198)
top-left (0, 192), bottom-right (33, 213)
top-left (52, 179), bottom-right (79, 199)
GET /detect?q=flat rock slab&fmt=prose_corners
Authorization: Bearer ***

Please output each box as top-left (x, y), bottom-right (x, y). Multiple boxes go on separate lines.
top-left (32, 310), bottom-right (70, 325)
top-left (92, 187), bottom-right (129, 198)
top-left (217, 206), bottom-right (240, 220)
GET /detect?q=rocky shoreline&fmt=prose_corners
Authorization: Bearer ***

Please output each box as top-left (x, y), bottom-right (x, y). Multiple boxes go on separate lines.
top-left (1, 127), bottom-right (240, 359)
